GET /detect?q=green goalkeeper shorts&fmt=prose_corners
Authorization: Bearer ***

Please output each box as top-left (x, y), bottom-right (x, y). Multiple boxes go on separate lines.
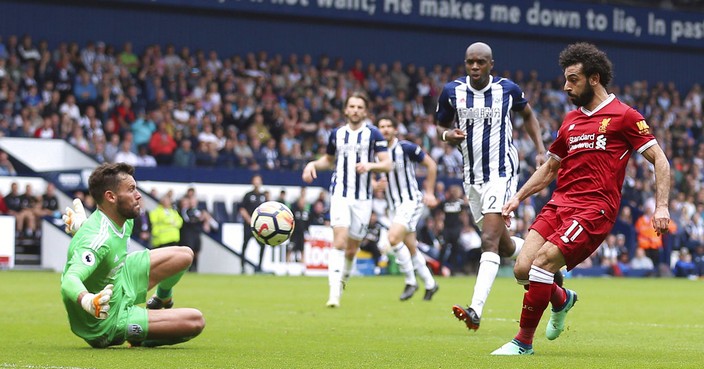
top-left (86, 250), bottom-right (150, 348)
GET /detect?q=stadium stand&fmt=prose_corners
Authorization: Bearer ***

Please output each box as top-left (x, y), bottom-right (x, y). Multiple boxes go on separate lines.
top-left (1, 0), bottom-right (702, 275)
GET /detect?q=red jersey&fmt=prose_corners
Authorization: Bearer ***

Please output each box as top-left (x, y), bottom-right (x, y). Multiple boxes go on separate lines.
top-left (546, 95), bottom-right (657, 221)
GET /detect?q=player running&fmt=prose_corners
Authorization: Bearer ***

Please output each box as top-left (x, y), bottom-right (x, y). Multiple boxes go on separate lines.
top-left (491, 43), bottom-right (670, 355)
top-left (437, 41), bottom-right (546, 331)
top-left (376, 116), bottom-right (439, 301)
top-left (302, 92), bottom-right (392, 308)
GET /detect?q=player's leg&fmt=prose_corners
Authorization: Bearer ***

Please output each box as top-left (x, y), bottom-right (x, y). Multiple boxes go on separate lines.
top-left (404, 232), bottom-right (438, 300)
top-left (388, 222), bottom-right (417, 300)
top-left (491, 240), bottom-right (565, 355)
top-left (241, 230), bottom-right (252, 271)
top-left (146, 246), bottom-right (193, 309)
top-left (326, 226), bottom-right (348, 307)
top-left (327, 197), bottom-right (351, 307)
top-left (344, 199), bottom-right (373, 283)
top-left (459, 183), bottom-right (503, 328)
top-left (138, 308), bottom-right (205, 347)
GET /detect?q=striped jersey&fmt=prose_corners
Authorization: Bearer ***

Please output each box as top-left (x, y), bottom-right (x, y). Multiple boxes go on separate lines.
top-left (326, 122), bottom-right (388, 200)
top-left (61, 210), bottom-right (134, 340)
top-left (384, 139), bottom-right (425, 210)
top-left (436, 75), bottom-right (527, 185)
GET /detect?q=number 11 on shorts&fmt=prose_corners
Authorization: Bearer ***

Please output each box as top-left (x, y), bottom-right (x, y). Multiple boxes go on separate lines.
top-left (560, 219), bottom-right (583, 244)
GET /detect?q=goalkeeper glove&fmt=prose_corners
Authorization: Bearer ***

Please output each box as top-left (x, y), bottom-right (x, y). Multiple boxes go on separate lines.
top-left (62, 198), bottom-right (87, 235)
top-left (80, 284), bottom-right (113, 319)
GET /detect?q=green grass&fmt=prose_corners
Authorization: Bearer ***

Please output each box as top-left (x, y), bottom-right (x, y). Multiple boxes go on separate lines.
top-left (1, 271), bottom-right (703, 368)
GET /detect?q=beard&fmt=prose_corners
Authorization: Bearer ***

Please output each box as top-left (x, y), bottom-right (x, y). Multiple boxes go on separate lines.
top-left (569, 83), bottom-right (595, 107)
top-left (117, 197), bottom-right (140, 219)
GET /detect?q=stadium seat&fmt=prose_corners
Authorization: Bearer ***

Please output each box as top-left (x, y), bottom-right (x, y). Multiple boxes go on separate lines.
top-left (197, 200), bottom-right (208, 213)
top-left (212, 201), bottom-right (229, 224)
top-left (230, 202), bottom-right (241, 223)
top-left (232, 202), bottom-right (244, 223)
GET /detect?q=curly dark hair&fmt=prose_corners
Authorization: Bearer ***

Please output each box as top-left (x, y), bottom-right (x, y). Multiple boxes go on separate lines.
top-left (558, 42), bottom-right (613, 88)
top-left (88, 162), bottom-right (135, 205)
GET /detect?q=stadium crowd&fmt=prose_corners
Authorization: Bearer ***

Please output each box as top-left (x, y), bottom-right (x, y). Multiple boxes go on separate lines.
top-left (0, 34), bottom-right (702, 277)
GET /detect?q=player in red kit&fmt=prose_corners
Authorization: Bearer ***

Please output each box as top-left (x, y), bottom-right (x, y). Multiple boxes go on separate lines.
top-left (491, 43), bottom-right (671, 355)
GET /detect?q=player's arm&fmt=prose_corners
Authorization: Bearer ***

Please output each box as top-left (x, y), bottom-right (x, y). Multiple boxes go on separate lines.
top-left (61, 247), bottom-right (113, 319)
top-left (239, 205), bottom-right (252, 225)
top-left (517, 103), bottom-right (547, 166)
top-left (641, 144), bottom-right (671, 235)
top-left (502, 155), bottom-right (560, 221)
top-left (362, 151), bottom-right (392, 173)
top-left (420, 154), bottom-right (439, 207)
top-left (435, 86), bottom-right (466, 145)
top-left (302, 154), bottom-right (335, 183)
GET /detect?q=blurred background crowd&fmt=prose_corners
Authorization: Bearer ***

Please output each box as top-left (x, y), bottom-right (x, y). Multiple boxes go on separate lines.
top-left (0, 33), bottom-right (702, 277)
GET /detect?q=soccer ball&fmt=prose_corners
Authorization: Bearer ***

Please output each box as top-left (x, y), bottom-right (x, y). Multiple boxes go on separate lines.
top-left (250, 201), bottom-right (295, 246)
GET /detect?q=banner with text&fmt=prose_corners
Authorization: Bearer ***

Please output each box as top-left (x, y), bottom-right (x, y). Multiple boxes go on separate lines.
top-left (109, 0), bottom-right (704, 48)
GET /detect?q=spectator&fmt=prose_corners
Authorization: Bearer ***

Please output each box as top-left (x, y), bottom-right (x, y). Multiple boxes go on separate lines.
top-left (149, 194), bottom-right (183, 248)
top-left (173, 138), bottom-right (196, 167)
top-left (113, 140), bottom-right (138, 166)
top-left (0, 191), bottom-right (8, 215)
top-left (132, 197), bottom-right (152, 248)
top-left (0, 151), bottom-right (17, 176)
top-left (634, 198), bottom-right (664, 273)
top-left (672, 248), bottom-right (697, 278)
top-left (131, 109), bottom-right (157, 150)
top-left (17, 184), bottom-right (39, 237)
top-left (59, 94), bottom-right (81, 122)
top-left (135, 144), bottom-right (157, 167)
top-left (629, 247), bottom-right (655, 276)
top-left (34, 182), bottom-right (59, 220)
top-left (611, 206), bottom-right (637, 258)
top-left (73, 70), bottom-right (97, 109)
top-left (308, 199), bottom-right (328, 226)
top-left (118, 41), bottom-right (139, 74)
top-left (148, 121), bottom-right (177, 165)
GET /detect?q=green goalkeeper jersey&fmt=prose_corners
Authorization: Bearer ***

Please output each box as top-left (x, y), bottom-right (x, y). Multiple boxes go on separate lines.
top-left (61, 210), bottom-right (135, 341)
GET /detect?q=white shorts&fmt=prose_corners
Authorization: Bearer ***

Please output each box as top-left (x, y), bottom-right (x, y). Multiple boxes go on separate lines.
top-left (464, 177), bottom-right (517, 231)
top-left (329, 197), bottom-right (372, 240)
top-left (389, 200), bottom-right (423, 233)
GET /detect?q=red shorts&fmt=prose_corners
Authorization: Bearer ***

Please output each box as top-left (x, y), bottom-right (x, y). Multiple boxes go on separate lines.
top-left (530, 204), bottom-right (614, 271)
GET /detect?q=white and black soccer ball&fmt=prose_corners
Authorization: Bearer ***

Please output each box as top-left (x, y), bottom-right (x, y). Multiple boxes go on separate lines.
top-left (250, 201), bottom-right (295, 246)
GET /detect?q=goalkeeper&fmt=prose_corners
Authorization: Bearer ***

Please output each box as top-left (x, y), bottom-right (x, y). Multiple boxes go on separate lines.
top-left (60, 163), bottom-right (205, 348)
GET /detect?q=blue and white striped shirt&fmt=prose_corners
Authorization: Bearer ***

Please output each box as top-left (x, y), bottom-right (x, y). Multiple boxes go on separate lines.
top-left (384, 140), bottom-right (424, 210)
top-left (436, 76), bottom-right (525, 185)
top-left (327, 122), bottom-right (388, 200)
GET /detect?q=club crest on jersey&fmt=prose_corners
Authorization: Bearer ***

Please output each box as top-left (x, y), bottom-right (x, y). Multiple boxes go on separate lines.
top-left (635, 120), bottom-right (650, 135)
top-left (81, 251), bottom-right (95, 266)
top-left (598, 118), bottom-right (611, 133)
top-left (127, 324), bottom-right (144, 338)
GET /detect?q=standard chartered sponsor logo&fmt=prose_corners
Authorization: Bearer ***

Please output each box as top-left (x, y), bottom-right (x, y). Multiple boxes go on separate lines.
top-left (568, 133), bottom-right (607, 151)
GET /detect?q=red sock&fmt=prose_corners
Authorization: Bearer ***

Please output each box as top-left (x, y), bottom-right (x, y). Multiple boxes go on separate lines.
top-left (550, 283), bottom-right (566, 310)
top-left (515, 281), bottom-right (552, 345)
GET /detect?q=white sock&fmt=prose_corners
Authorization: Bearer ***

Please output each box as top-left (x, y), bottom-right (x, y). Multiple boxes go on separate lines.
top-left (510, 236), bottom-right (524, 259)
top-left (328, 248), bottom-right (345, 299)
top-left (343, 255), bottom-right (355, 283)
top-left (470, 252), bottom-right (501, 318)
top-left (412, 251), bottom-right (436, 289)
top-left (392, 243), bottom-right (416, 286)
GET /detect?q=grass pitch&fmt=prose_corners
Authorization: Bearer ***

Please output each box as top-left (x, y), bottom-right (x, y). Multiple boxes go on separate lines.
top-left (1, 271), bottom-right (703, 368)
